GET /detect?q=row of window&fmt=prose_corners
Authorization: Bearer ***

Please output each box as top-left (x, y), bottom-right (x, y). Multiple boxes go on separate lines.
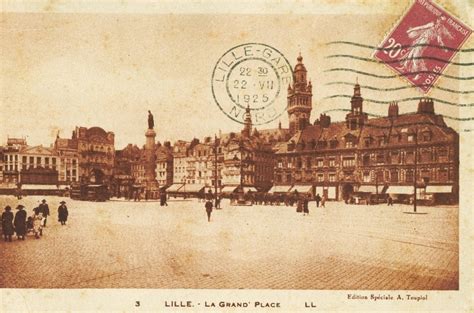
top-left (4, 155), bottom-right (78, 165)
top-left (278, 147), bottom-right (451, 169)
top-left (276, 173), bottom-right (337, 184)
top-left (276, 167), bottom-right (451, 184)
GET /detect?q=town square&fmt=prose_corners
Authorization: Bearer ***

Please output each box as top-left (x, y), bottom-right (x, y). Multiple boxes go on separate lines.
top-left (0, 195), bottom-right (458, 289)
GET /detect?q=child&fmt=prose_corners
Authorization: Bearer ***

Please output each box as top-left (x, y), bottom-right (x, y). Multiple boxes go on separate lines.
top-left (32, 211), bottom-right (43, 239)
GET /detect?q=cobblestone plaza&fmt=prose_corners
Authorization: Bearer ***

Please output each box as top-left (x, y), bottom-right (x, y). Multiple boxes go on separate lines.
top-left (0, 196), bottom-right (458, 289)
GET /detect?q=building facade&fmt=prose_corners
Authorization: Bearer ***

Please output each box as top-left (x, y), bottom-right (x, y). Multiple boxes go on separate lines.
top-left (220, 106), bottom-right (276, 191)
top-left (172, 140), bottom-right (191, 184)
top-left (74, 126), bottom-right (115, 184)
top-left (274, 81), bottom-right (459, 202)
top-left (156, 141), bottom-right (174, 187)
top-left (2, 138), bottom-right (79, 186)
top-left (112, 144), bottom-right (141, 198)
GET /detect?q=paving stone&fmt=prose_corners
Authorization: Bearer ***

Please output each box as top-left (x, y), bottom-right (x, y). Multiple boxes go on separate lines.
top-left (0, 196), bottom-right (458, 289)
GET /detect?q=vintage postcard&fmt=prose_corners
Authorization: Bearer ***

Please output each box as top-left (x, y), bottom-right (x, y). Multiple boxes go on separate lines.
top-left (1, 0), bottom-right (472, 312)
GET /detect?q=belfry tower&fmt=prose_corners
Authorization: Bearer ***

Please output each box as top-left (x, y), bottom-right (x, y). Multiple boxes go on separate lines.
top-left (241, 105), bottom-right (252, 137)
top-left (345, 79), bottom-right (368, 130)
top-left (287, 53), bottom-right (312, 136)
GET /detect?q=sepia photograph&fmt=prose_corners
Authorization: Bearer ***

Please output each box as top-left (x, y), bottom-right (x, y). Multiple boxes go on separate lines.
top-left (0, 0), bottom-right (472, 311)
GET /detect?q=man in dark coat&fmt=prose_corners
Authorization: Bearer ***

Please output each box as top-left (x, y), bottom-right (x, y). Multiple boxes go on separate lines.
top-left (58, 201), bottom-right (69, 225)
top-left (160, 190), bottom-right (168, 206)
top-left (315, 193), bottom-right (322, 207)
top-left (2, 206), bottom-right (14, 242)
top-left (38, 199), bottom-right (50, 227)
top-left (387, 196), bottom-right (393, 206)
top-left (205, 200), bottom-right (213, 222)
top-left (303, 197), bottom-right (309, 216)
top-left (14, 205), bottom-right (27, 240)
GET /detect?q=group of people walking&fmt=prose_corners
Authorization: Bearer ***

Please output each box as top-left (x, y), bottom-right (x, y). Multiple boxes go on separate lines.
top-left (294, 193), bottom-right (327, 216)
top-left (1, 199), bottom-right (69, 242)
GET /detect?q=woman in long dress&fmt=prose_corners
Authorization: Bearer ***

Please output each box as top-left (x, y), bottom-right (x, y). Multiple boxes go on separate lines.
top-left (2, 206), bottom-right (14, 242)
top-left (58, 201), bottom-right (69, 225)
top-left (14, 205), bottom-right (27, 240)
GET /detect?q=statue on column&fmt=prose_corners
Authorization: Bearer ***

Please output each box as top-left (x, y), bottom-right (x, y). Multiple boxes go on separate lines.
top-left (148, 110), bottom-right (154, 129)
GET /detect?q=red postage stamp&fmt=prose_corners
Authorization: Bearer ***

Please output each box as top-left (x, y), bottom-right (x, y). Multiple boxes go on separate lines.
top-left (374, 0), bottom-right (472, 93)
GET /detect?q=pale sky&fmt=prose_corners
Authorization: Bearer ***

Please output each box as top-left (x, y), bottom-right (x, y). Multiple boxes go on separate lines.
top-left (1, 4), bottom-right (471, 149)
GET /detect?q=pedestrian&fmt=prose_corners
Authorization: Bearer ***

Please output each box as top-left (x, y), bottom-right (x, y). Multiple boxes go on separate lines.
top-left (15, 187), bottom-right (23, 200)
top-left (38, 199), bottom-right (50, 227)
top-left (32, 210), bottom-right (43, 239)
top-left (215, 195), bottom-right (221, 209)
top-left (387, 196), bottom-right (393, 206)
top-left (2, 206), bottom-right (14, 242)
top-left (303, 197), bottom-right (309, 216)
top-left (205, 200), bottom-right (213, 222)
top-left (296, 197), bottom-right (303, 213)
top-left (321, 195), bottom-right (326, 208)
top-left (160, 190), bottom-right (168, 206)
top-left (315, 193), bottom-right (321, 207)
top-left (14, 205), bottom-right (27, 240)
top-left (58, 201), bottom-right (69, 225)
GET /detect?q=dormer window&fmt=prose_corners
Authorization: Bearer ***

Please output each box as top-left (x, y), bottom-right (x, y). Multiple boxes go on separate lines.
top-left (364, 137), bottom-right (372, 147)
top-left (287, 141), bottom-right (295, 151)
top-left (378, 136), bottom-right (387, 146)
top-left (407, 134), bottom-right (414, 142)
top-left (345, 141), bottom-right (354, 148)
top-left (422, 131), bottom-right (432, 141)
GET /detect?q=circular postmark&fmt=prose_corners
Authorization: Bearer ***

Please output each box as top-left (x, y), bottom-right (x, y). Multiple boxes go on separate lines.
top-left (211, 43), bottom-right (293, 126)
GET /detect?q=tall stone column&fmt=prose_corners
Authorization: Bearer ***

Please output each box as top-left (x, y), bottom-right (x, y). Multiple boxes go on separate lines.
top-left (144, 128), bottom-right (159, 198)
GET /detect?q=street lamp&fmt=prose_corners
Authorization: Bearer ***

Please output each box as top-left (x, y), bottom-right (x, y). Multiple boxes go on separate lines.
top-left (213, 135), bottom-right (220, 209)
top-left (404, 126), bottom-right (426, 215)
top-left (413, 127), bottom-right (418, 213)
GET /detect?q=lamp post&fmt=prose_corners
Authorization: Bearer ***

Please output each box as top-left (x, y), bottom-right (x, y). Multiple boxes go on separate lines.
top-left (213, 135), bottom-right (220, 209)
top-left (413, 127), bottom-right (418, 213)
top-left (403, 126), bottom-right (426, 214)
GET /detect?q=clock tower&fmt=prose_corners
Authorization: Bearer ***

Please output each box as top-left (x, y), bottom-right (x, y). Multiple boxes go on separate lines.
top-left (287, 53), bottom-right (312, 136)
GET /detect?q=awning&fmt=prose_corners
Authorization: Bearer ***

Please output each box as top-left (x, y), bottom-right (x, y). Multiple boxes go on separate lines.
top-left (166, 183), bottom-right (184, 192)
top-left (268, 185), bottom-right (292, 193)
top-left (387, 186), bottom-right (414, 195)
top-left (357, 185), bottom-right (377, 193)
top-left (290, 185), bottom-right (312, 193)
top-left (221, 186), bottom-right (238, 193)
top-left (182, 184), bottom-right (205, 193)
top-left (0, 184), bottom-right (16, 189)
top-left (426, 185), bottom-right (453, 193)
top-left (21, 184), bottom-right (59, 190)
top-left (243, 187), bottom-right (258, 193)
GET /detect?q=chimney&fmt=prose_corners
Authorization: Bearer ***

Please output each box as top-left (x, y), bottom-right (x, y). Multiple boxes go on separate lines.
top-left (319, 113), bottom-right (331, 128)
top-left (417, 98), bottom-right (435, 114)
top-left (388, 102), bottom-right (399, 118)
